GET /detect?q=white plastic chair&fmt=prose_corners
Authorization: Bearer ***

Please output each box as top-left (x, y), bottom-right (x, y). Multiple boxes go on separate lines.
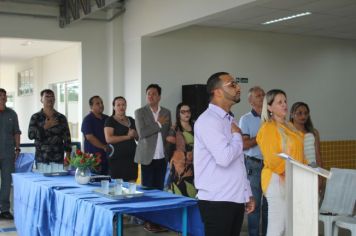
top-left (333, 216), bottom-right (356, 236)
top-left (319, 168), bottom-right (356, 236)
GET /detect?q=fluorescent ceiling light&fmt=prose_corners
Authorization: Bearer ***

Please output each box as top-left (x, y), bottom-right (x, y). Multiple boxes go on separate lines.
top-left (262, 12), bottom-right (311, 25)
top-left (21, 40), bottom-right (34, 46)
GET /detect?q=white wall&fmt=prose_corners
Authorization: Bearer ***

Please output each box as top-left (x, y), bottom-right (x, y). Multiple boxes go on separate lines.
top-left (107, 17), bottom-right (125, 114)
top-left (0, 14), bottom-right (124, 144)
top-left (122, 0), bottom-right (254, 116)
top-left (42, 44), bottom-right (81, 85)
top-left (0, 14), bottom-right (120, 119)
top-left (142, 26), bottom-right (356, 141)
top-left (2, 2), bottom-right (355, 141)
top-left (10, 43), bottom-right (81, 144)
top-left (0, 64), bottom-right (16, 90)
top-left (13, 58), bottom-right (42, 143)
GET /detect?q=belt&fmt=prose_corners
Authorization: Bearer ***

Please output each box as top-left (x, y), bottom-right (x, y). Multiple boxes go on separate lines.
top-left (245, 155), bottom-right (263, 163)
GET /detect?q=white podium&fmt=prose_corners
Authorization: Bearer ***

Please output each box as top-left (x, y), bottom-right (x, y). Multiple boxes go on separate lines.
top-left (278, 153), bottom-right (331, 236)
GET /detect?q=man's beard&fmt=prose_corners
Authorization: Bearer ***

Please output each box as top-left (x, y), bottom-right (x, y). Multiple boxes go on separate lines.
top-left (223, 90), bottom-right (240, 103)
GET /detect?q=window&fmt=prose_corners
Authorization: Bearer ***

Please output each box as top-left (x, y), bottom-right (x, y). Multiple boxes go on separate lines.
top-left (18, 69), bottom-right (34, 96)
top-left (50, 80), bottom-right (80, 141)
top-left (6, 92), bottom-right (15, 109)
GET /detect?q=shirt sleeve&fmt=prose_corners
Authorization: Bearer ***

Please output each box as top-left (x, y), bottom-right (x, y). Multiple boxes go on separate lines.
top-left (12, 111), bottom-right (21, 134)
top-left (238, 115), bottom-right (250, 136)
top-left (104, 117), bottom-right (115, 128)
top-left (256, 122), bottom-right (285, 174)
top-left (129, 117), bottom-right (136, 130)
top-left (81, 115), bottom-right (93, 135)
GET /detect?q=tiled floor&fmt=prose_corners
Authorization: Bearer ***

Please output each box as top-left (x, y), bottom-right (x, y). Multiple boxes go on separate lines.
top-left (0, 219), bottom-right (16, 236)
top-left (0, 217), bottom-right (353, 235)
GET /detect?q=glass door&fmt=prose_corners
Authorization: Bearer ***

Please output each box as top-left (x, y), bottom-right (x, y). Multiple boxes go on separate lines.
top-left (50, 80), bottom-right (80, 141)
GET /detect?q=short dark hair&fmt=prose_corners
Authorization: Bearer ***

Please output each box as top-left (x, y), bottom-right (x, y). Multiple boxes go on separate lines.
top-left (0, 88), bottom-right (6, 95)
top-left (206, 72), bottom-right (229, 99)
top-left (89, 95), bottom-right (101, 107)
top-left (40, 89), bottom-right (54, 97)
top-left (146, 84), bottom-right (161, 96)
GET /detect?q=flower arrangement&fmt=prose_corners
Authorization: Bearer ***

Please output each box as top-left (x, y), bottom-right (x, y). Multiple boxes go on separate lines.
top-left (64, 149), bottom-right (101, 170)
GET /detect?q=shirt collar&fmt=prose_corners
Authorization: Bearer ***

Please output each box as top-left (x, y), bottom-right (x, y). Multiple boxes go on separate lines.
top-left (251, 109), bottom-right (260, 117)
top-left (150, 105), bottom-right (161, 114)
top-left (90, 111), bottom-right (104, 120)
top-left (209, 103), bottom-right (234, 120)
top-left (40, 108), bottom-right (59, 116)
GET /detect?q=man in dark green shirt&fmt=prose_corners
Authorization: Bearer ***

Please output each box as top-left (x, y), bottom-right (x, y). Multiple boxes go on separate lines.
top-left (0, 88), bottom-right (21, 220)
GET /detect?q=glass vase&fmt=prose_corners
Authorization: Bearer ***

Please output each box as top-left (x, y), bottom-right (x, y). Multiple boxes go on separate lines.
top-left (75, 167), bottom-right (91, 184)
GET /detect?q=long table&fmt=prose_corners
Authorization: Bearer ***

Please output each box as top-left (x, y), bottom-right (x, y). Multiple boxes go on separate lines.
top-left (12, 172), bottom-right (204, 236)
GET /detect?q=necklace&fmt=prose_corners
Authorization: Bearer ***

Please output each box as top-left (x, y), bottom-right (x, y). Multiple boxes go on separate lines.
top-left (114, 115), bottom-right (131, 127)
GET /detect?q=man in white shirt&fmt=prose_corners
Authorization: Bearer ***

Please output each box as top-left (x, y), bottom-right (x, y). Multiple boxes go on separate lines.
top-left (134, 84), bottom-right (172, 189)
top-left (194, 72), bottom-right (255, 236)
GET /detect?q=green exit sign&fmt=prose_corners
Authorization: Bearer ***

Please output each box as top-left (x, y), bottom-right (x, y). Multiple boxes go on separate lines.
top-left (236, 77), bottom-right (248, 83)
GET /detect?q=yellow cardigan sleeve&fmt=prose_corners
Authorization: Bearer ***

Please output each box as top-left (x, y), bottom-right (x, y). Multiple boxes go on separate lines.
top-left (257, 122), bottom-right (285, 175)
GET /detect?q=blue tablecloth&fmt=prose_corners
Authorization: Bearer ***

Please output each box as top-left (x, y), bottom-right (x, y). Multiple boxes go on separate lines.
top-left (12, 172), bottom-right (204, 236)
top-left (15, 153), bottom-right (34, 172)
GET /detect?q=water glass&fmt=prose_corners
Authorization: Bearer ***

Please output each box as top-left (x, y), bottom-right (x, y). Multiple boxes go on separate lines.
top-left (114, 179), bottom-right (123, 195)
top-left (101, 180), bottom-right (109, 194)
top-left (54, 163), bottom-right (63, 172)
top-left (37, 163), bottom-right (43, 173)
top-left (50, 162), bottom-right (56, 173)
top-left (128, 182), bottom-right (136, 194)
top-left (44, 164), bottom-right (51, 173)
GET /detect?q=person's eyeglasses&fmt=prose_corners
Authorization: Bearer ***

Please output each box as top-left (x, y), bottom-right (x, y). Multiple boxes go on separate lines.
top-left (222, 80), bottom-right (239, 89)
top-left (180, 109), bottom-right (191, 114)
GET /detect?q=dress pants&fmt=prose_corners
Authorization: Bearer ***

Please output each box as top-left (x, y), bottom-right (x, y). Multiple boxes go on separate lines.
top-left (0, 158), bottom-right (14, 212)
top-left (141, 159), bottom-right (166, 190)
top-left (198, 200), bottom-right (245, 236)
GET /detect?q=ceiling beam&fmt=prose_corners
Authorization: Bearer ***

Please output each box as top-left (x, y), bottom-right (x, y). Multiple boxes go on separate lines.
top-left (0, 0), bottom-right (60, 7)
top-left (0, 1), bottom-right (58, 17)
top-left (59, 0), bottom-right (124, 28)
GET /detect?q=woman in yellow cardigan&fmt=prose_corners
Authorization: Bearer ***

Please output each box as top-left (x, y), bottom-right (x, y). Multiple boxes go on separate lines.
top-left (256, 89), bottom-right (307, 236)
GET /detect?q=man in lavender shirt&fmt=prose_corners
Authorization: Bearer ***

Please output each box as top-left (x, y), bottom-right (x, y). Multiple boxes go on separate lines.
top-left (194, 72), bottom-right (255, 236)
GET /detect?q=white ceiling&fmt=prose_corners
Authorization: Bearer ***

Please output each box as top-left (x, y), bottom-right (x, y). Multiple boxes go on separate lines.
top-left (0, 0), bottom-right (355, 64)
top-left (195, 0), bottom-right (356, 40)
top-left (0, 38), bottom-right (77, 64)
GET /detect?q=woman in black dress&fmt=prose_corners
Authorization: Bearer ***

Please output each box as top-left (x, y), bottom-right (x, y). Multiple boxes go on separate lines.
top-left (104, 96), bottom-right (138, 182)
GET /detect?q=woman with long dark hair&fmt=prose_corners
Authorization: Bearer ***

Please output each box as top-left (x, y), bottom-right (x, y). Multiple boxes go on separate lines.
top-left (166, 102), bottom-right (196, 197)
top-left (104, 96), bottom-right (138, 181)
top-left (290, 102), bottom-right (322, 167)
